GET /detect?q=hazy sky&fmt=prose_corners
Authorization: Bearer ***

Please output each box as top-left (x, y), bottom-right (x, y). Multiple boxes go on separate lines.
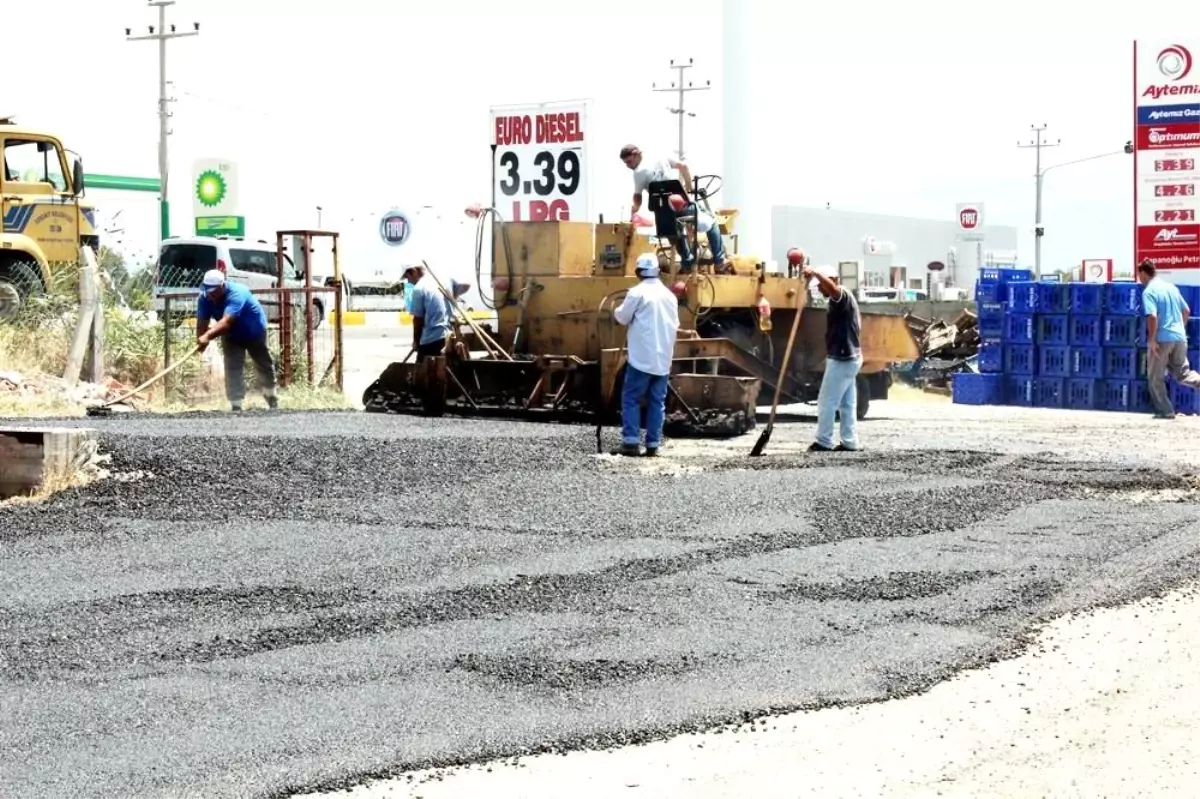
top-left (6, 0), bottom-right (1198, 282)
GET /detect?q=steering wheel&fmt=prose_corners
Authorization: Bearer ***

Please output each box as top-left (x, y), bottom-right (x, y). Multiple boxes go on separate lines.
top-left (692, 174), bottom-right (723, 203)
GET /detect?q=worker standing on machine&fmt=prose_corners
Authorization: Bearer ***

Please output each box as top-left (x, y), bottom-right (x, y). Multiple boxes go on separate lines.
top-left (619, 144), bottom-right (726, 273)
top-left (195, 269), bottom-right (278, 412)
top-left (404, 265), bottom-right (472, 361)
top-left (613, 253), bottom-right (680, 457)
top-left (803, 264), bottom-right (862, 452)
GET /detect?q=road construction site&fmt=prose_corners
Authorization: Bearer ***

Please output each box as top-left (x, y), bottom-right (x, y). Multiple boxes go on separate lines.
top-left (2, 398), bottom-right (1198, 798)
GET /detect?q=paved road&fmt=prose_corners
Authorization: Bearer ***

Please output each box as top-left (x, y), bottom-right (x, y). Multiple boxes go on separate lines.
top-left (1, 404), bottom-right (1198, 799)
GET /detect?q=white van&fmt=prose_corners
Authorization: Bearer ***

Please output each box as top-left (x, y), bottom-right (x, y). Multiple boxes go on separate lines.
top-left (152, 236), bottom-right (341, 328)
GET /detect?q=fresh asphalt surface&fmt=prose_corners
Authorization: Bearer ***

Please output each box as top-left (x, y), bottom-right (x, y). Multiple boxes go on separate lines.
top-left (2, 409), bottom-right (1199, 798)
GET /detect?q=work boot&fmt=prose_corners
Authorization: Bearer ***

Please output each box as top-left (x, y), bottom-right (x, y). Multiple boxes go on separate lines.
top-left (611, 443), bottom-right (641, 457)
top-left (266, 395), bottom-right (279, 410)
top-left (833, 443), bottom-right (859, 452)
top-left (1153, 411), bottom-right (1176, 419)
top-left (642, 446), bottom-right (659, 457)
top-left (230, 402), bottom-right (243, 412)
top-left (808, 442), bottom-right (833, 452)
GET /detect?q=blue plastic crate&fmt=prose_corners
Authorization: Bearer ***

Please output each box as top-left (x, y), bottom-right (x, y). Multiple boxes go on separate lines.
top-left (975, 282), bottom-right (1003, 303)
top-left (1188, 318), bottom-right (1200, 347)
top-left (1171, 379), bottom-right (1200, 415)
top-left (1103, 348), bottom-right (1138, 379)
top-left (1070, 283), bottom-right (1104, 315)
top-left (1008, 375), bottom-right (1036, 406)
top-left (1035, 377), bottom-right (1065, 408)
top-left (1040, 346), bottom-right (1070, 377)
top-left (1132, 380), bottom-right (1153, 413)
top-left (952, 372), bottom-right (1004, 405)
top-left (1008, 281), bottom-right (1040, 312)
top-left (976, 301), bottom-right (1006, 320)
top-left (1069, 314), bottom-right (1102, 346)
top-left (979, 267), bottom-right (1033, 288)
top-left (1005, 313), bottom-right (1036, 344)
top-left (1038, 314), bottom-right (1070, 345)
top-left (1037, 282), bottom-right (1071, 314)
top-left (1067, 378), bottom-right (1101, 410)
top-left (1070, 346), bottom-right (1103, 378)
top-left (1101, 379), bottom-right (1132, 411)
top-left (1190, 349), bottom-right (1200, 371)
top-left (1179, 285), bottom-right (1200, 314)
top-left (979, 314), bottom-right (1004, 342)
top-left (978, 343), bottom-right (1003, 373)
top-left (1105, 282), bottom-right (1143, 315)
top-left (1004, 345), bottom-right (1037, 375)
top-left (1102, 315), bottom-right (1141, 347)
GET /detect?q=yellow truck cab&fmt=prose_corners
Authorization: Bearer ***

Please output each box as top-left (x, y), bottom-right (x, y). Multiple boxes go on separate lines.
top-left (0, 116), bottom-right (96, 322)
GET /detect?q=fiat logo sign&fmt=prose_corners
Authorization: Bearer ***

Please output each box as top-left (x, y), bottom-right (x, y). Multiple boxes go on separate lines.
top-left (379, 209), bottom-right (411, 247)
top-left (959, 207), bottom-right (981, 230)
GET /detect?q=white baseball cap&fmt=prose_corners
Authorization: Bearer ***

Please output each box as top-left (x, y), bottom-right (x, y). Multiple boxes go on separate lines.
top-left (201, 269), bottom-right (226, 289)
top-left (635, 253), bottom-right (659, 277)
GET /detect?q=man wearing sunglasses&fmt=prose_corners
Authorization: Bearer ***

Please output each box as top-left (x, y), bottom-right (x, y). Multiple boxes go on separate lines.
top-left (196, 269), bottom-right (278, 411)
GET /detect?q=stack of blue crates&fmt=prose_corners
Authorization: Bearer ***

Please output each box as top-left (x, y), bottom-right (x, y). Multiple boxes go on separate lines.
top-left (952, 269), bottom-right (1200, 414)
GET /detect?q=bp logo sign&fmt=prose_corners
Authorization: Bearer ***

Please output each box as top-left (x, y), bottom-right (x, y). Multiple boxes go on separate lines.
top-left (195, 169), bottom-right (227, 209)
top-left (380, 209), bottom-right (412, 247)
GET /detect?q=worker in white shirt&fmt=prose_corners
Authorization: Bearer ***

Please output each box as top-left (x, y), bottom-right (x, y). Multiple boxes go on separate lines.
top-left (612, 253), bottom-right (680, 457)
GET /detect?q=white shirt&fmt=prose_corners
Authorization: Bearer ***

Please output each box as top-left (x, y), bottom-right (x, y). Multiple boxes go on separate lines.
top-left (632, 155), bottom-right (680, 195)
top-left (614, 277), bottom-right (680, 376)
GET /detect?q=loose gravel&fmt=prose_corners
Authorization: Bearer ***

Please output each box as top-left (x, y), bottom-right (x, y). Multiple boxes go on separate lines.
top-left (0, 406), bottom-right (1198, 799)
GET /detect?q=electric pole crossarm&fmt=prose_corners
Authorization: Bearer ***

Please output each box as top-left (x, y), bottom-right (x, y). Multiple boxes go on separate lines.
top-left (651, 58), bottom-right (710, 162)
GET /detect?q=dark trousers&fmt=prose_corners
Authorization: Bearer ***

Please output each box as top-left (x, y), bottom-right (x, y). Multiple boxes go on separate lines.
top-left (416, 336), bottom-right (447, 361)
top-left (222, 334), bottom-right (276, 405)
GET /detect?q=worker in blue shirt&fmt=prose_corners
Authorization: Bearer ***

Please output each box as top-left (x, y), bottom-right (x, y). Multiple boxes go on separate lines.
top-left (196, 269), bottom-right (278, 412)
top-left (403, 265), bottom-right (471, 361)
top-left (1138, 259), bottom-right (1200, 419)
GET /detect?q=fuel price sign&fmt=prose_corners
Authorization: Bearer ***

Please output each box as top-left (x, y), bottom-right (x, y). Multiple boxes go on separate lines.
top-left (491, 102), bottom-right (590, 222)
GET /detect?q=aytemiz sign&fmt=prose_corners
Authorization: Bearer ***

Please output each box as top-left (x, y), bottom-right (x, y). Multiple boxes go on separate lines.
top-left (955, 202), bottom-right (984, 241)
top-left (490, 101), bottom-right (590, 222)
top-left (1134, 40), bottom-right (1200, 277)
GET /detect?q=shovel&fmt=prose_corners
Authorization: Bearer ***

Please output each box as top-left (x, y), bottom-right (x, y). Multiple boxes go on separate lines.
top-left (85, 344), bottom-right (202, 417)
top-left (749, 302), bottom-right (805, 457)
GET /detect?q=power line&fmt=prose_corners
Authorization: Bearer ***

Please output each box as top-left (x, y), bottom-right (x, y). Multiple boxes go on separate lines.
top-left (1017, 123), bottom-right (1060, 279)
top-left (652, 59), bottom-right (710, 162)
top-left (125, 1), bottom-right (200, 245)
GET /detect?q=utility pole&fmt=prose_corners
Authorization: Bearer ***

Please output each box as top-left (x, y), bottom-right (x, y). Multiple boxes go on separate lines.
top-left (125, 1), bottom-right (200, 245)
top-left (652, 59), bottom-right (710, 162)
top-left (1017, 124), bottom-right (1061, 279)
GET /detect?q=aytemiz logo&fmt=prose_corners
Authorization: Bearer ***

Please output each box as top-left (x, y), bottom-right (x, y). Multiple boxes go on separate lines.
top-left (1138, 124), bottom-right (1200, 150)
top-left (1138, 104), bottom-right (1200, 124)
top-left (1155, 227), bottom-right (1198, 242)
top-left (1159, 44), bottom-right (1194, 81)
top-left (1143, 45), bottom-right (1200, 100)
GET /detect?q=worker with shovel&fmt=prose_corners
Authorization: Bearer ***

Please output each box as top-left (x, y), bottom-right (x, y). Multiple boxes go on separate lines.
top-left (404, 265), bottom-right (472, 361)
top-left (804, 264), bottom-right (861, 452)
top-left (612, 253), bottom-right (679, 457)
top-left (196, 269), bottom-right (278, 412)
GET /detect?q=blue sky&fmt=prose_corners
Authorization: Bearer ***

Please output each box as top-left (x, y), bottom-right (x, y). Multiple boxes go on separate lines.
top-left (6, 0), bottom-right (1198, 283)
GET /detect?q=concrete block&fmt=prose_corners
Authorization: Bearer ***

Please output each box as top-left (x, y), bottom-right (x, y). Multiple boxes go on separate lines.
top-left (0, 428), bottom-right (98, 500)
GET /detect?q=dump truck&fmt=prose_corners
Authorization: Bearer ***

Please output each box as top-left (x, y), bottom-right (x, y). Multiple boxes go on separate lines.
top-left (362, 180), bottom-right (920, 436)
top-left (0, 116), bottom-right (98, 322)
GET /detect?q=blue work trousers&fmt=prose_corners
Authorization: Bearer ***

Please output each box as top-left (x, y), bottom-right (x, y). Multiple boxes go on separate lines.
top-left (815, 355), bottom-right (863, 450)
top-left (655, 202), bottom-right (726, 270)
top-left (621, 365), bottom-right (670, 449)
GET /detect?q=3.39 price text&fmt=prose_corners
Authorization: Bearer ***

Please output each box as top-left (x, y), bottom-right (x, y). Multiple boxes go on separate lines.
top-left (497, 149), bottom-right (581, 197)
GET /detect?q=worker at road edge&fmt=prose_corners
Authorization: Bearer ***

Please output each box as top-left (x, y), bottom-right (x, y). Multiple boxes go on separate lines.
top-left (195, 269), bottom-right (278, 412)
top-left (404, 265), bottom-right (472, 361)
top-left (804, 264), bottom-right (862, 451)
top-left (620, 144), bottom-right (726, 273)
top-left (1138, 259), bottom-right (1200, 419)
top-left (613, 253), bottom-right (680, 457)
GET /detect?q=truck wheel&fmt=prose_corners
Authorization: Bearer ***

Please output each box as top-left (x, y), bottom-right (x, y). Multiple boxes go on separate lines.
top-left (856, 375), bottom-right (870, 420)
top-left (311, 300), bottom-right (324, 330)
top-left (0, 261), bottom-right (44, 323)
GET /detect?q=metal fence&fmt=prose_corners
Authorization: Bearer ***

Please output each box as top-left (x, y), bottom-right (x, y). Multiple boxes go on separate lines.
top-left (159, 286), bottom-right (344, 400)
